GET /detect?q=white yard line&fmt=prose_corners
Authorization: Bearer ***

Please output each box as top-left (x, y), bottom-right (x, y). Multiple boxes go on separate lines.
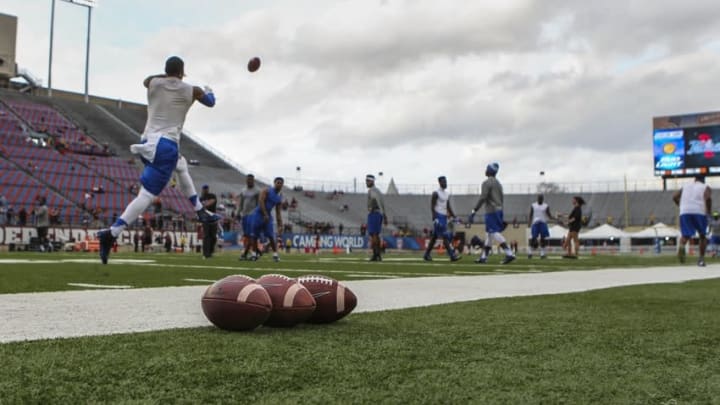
top-left (1, 266), bottom-right (718, 343)
top-left (67, 283), bottom-right (133, 289)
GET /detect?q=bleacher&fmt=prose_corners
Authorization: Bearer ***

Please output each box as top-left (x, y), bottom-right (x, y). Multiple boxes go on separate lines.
top-left (0, 86), bottom-right (701, 235)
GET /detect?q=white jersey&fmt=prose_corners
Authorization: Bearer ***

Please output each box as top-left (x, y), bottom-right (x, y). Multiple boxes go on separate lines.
top-left (679, 181), bottom-right (709, 215)
top-left (434, 188), bottom-right (450, 216)
top-left (143, 77), bottom-right (194, 143)
top-left (531, 202), bottom-right (550, 224)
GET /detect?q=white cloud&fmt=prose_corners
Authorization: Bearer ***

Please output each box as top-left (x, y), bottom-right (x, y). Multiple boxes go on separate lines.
top-left (5, 0), bottom-right (720, 190)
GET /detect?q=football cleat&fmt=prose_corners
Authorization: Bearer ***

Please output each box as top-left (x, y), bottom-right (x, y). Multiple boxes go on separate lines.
top-left (450, 255), bottom-right (462, 262)
top-left (97, 229), bottom-right (116, 265)
top-left (423, 254), bottom-right (432, 262)
top-left (501, 255), bottom-right (516, 265)
top-left (698, 258), bottom-right (706, 267)
top-left (474, 257), bottom-right (487, 264)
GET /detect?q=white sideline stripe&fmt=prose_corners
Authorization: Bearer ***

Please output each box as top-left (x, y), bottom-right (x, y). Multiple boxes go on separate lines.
top-left (2, 266), bottom-right (720, 343)
top-left (0, 259), bottom-right (156, 264)
top-left (67, 283), bottom-right (132, 289)
top-left (183, 279), bottom-right (217, 283)
top-left (346, 274), bottom-right (399, 278)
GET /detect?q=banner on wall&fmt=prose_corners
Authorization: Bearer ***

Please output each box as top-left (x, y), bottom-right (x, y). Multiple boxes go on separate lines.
top-left (224, 232), bottom-right (428, 251)
top-left (0, 226), bottom-right (200, 247)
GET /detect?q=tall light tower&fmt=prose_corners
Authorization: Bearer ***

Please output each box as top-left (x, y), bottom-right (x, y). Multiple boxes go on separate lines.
top-left (48, 0), bottom-right (97, 102)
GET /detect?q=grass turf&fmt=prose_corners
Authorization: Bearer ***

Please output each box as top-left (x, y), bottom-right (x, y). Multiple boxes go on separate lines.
top-left (1, 278), bottom-right (719, 403)
top-left (0, 250), bottom-right (692, 294)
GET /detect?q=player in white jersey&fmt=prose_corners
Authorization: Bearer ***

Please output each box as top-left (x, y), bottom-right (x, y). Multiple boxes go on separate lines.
top-left (97, 56), bottom-right (220, 264)
top-left (527, 194), bottom-right (555, 259)
top-left (672, 175), bottom-right (712, 266)
top-left (423, 176), bottom-right (461, 262)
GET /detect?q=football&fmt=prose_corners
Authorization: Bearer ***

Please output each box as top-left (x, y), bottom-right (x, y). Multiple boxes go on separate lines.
top-left (201, 275), bottom-right (272, 331)
top-left (247, 57), bottom-right (261, 73)
top-left (257, 274), bottom-right (316, 327)
top-left (298, 275), bottom-right (357, 324)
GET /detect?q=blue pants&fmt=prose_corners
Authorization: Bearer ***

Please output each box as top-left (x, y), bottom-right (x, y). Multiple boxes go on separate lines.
top-left (484, 210), bottom-right (505, 234)
top-left (139, 137), bottom-right (179, 196)
top-left (367, 211), bottom-right (383, 235)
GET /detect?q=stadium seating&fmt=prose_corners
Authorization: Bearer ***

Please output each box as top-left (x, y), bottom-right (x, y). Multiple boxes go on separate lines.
top-left (0, 88), bottom-right (700, 233)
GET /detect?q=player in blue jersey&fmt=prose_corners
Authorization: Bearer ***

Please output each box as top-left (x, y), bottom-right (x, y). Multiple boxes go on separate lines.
top-left (247, 177), bottom-right (285, 262)
top-left (97, 56), bottom-right (220, 264)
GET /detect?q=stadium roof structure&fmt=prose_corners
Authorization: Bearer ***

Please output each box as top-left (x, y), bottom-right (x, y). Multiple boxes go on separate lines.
top-left (579, 223), bottom-right (630, 240)
top-left (629, 223), bottom-right (679, 239)
top-left (386, 177), bottom-right (399, 195)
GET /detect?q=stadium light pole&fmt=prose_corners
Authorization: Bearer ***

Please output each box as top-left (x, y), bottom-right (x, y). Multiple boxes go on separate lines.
top-left (48, 0), bottom-right (56, 97)
top-left (48, 0), bottom-right (97, 101)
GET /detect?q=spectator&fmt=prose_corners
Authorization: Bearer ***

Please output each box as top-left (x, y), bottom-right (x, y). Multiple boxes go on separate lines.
top-left (35, 197), bottom-right (50, 251)
top-left (142, 225), bottom-right (153, 252)
top-left (164, 233), bottom-right (172, 252)
top-left (18, 207), bottom-right (27, 226)
top-left (200, 185), bottom-right (219, 259)
top-left (563, 196), bottom-right (586, 259)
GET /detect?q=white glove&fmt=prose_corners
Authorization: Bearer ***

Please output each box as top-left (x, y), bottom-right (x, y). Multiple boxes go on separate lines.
top-left (203, 85), bottom-right (213, 94)
top-left (129, 144), bottom-right (141, 154)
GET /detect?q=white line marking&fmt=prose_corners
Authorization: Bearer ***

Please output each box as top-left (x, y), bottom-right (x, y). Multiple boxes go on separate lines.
top-left (183, 279), bottom-right (217, 283)
top-left (67, 283), bottom-right (132, 289)
top-left (346, 274), bottom-right (399, 278)
top-left (0, 259), bottom-right (156, 264)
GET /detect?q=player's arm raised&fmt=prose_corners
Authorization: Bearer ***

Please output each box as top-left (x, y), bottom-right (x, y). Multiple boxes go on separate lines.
top-left (193, 85), bottom-right (216, 107)
top-left (143, 74), bottom-right (166, 88)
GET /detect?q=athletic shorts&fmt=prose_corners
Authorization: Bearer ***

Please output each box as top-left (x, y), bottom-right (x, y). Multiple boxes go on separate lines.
top-left (484, 210), bottom-right (505, 234)
top-left (367, 211), bottom-right (383, 235)
top-left (679, 213), bottom-right (708, 238)
top-left (134, 134), bottom-right (179, 196)
top-left (433, 214), bottom-right (450, 238)
top-left (242, 215), bottom-right (252, 236)
top-left (531, 222), bottom-right (550, 240)
top-left (249, 213), bottom-right (274, 240)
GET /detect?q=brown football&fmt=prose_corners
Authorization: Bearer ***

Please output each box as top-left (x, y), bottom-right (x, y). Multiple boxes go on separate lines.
top-left (247, 57), bottom-right (261, 73)
top-left (201, 275), bottom-right (272, 331)
top-left (298, 275), bottom-right (357, 323)
top-left (257, 274), bottom-right (316, 327)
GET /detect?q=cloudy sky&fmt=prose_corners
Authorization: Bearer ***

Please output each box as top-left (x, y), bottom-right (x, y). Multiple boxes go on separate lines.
top-left (3, 0), bottom-right (720, 192)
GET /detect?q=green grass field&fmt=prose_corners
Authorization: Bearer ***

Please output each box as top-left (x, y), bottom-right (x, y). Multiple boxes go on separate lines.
top-left (0, 250), bottom-right (688, 294)
top-left (1, 251), bottom-right (719, 403)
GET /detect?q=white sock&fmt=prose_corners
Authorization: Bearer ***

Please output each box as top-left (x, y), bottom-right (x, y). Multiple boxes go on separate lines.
top-left (505, 248), bottom-right (514, 256)
top-left (540, 248), bottom-right (546, 256)
top-left (113, 187), bottom-right (155, 237)
top-left (175, 158), bottom-right (203, 210)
